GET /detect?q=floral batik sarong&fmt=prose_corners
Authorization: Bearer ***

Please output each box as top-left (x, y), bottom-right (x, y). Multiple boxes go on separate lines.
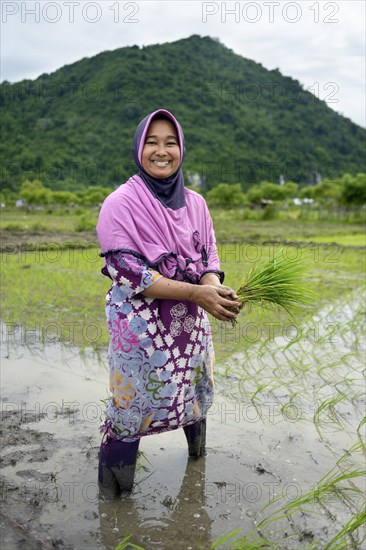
top-left (102, 251), bottom-right (215, 441)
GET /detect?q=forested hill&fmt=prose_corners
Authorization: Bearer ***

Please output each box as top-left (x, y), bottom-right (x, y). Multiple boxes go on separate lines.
top-left (1, 35), bottom-right (365, 191)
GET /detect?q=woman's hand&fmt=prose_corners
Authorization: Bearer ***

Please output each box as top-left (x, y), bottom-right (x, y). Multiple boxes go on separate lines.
top-left (199, 274), bottom-right (244, 318)
top-left (141, 275), bottom-right (243, 321)
top-left (190, 284), bottom-right (242, 322)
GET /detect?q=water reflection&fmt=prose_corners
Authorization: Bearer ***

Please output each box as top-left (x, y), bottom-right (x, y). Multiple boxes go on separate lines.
top-left (98, 456), bottom-right (211, 549)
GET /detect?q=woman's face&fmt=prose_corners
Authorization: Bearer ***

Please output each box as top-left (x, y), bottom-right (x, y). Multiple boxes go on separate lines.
top-left (141, 119), bottom-right (180, 179)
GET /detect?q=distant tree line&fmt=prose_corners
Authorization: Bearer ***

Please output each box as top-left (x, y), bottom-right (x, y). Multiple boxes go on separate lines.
top-left (1, 180), bottom-right (112, 207)
top-left (205, 173), bottom-right (365, 208)
top-left (1, 173), bottom-right (364, 209)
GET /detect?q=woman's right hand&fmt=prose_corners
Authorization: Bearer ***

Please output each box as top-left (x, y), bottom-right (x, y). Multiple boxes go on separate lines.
top-left (190, 284), bottom-right (241, 322)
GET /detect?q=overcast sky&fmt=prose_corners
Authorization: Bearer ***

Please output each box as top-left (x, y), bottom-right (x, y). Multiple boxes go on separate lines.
top-left (1, 0), bottom-right (365, 127)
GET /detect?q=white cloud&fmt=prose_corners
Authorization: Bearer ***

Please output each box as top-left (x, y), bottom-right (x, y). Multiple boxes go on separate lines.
top-left (0, 0), bottom-right (365, 126)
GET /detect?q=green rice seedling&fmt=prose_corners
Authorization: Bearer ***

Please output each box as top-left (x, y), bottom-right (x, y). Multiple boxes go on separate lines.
top-left (234, 248), bottom-right (316, 317)
top-left (249, 383), bottom-right (275, 420)
top-left (115, 535), bottom-right (146, 550)
top-left (209, 529), bottom-right (243, 549)
top-left (313, 393), bottom-right (351, 441)
top-left (257, 442), bottom-right (365, 521)
top-left (356, 417), bottom-right (366, 453)
top-left (323, 506), bottom-right (366, 550)
top-left (251, 475), bottom-right (364, 547)
top-left (349, 392), bottom-right (365, 418)
top-left (136, 450), bottom-right (154, 472)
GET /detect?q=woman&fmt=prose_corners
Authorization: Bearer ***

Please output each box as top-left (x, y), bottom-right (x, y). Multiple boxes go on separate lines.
top-left (96, 108), bottom-right (241, 499)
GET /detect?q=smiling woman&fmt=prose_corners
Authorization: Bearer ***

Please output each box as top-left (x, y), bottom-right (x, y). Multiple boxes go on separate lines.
top-left (96, 108), bottom-right (241, 500)
top-left (141, 118), bottom-right (181, 178)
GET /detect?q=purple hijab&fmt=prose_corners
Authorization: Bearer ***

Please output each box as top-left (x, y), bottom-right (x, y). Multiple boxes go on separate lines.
top-left (96, 109), bottom-right (222, 283)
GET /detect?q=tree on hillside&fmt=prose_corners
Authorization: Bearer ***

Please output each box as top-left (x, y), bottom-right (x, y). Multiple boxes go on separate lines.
top-left (206, 183), bottom-right (245, 208)
top-left (300, 178), bottom-right (343, 204)
top-left (76, 186), bottom-right (113, 206)
top-left (340, 173), bottom-right (366, 206)
top-left (19, 180), bottom-right (52, 205)
top-left (246, 181), bottom-right (298, 203)
top-left (51, 191), bottom-right (79, 205)
top-left (281, 181), bottom-right (299, 198)
top-left (258, 182), bottom-right (285, 201)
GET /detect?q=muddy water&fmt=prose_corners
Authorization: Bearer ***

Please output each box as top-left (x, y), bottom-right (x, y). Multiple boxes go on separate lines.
top-left (0, 311), bottom-right (364, 549)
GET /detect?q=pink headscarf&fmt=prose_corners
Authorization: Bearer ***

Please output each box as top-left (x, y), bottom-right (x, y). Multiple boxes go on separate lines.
top-left (96, 109), bottom-right (222, 283)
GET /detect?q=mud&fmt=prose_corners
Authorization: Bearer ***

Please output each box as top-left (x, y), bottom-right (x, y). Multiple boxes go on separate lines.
top-left (0, 322), bottom-right (364, 549)
top-left (2, 230), bottom-right (365, 254)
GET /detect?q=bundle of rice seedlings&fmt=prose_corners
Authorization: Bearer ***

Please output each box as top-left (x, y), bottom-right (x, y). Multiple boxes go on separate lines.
top-left (232, 248), bottom-right (316, 320)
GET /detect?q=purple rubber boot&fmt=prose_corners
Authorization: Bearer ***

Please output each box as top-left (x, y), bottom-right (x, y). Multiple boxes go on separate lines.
top-left (183, 418), bottom-right (206, 459)
top-left (98, 437), bottom-right (140, 500)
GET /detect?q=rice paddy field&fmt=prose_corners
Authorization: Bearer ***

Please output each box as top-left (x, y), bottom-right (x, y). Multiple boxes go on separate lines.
top-left (0, 206), bottom-right (365, 549)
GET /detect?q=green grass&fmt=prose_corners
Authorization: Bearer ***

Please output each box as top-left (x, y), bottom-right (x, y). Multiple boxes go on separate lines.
top-left (210, 208), bottom-right (365, 242)
top-left (1, 246), bottom-right (109, 348)
top-left (309, 234), bottom-right (366, 247)
top-left (0, 206), bottom-right (100, 234)
top-left (1, 207), bottom-right (77, 232)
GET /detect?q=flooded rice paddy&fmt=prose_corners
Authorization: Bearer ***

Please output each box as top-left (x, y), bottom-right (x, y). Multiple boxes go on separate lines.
top-left (0, 290), bottom-right (365, 549)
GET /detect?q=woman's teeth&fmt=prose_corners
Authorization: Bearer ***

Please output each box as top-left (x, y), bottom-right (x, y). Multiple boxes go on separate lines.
top-left (153, 161), bottom-right (170, 167)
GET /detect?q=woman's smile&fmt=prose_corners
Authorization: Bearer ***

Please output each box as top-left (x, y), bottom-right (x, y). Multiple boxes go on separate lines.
top-left (152, 160), bottom-right (171, 167)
